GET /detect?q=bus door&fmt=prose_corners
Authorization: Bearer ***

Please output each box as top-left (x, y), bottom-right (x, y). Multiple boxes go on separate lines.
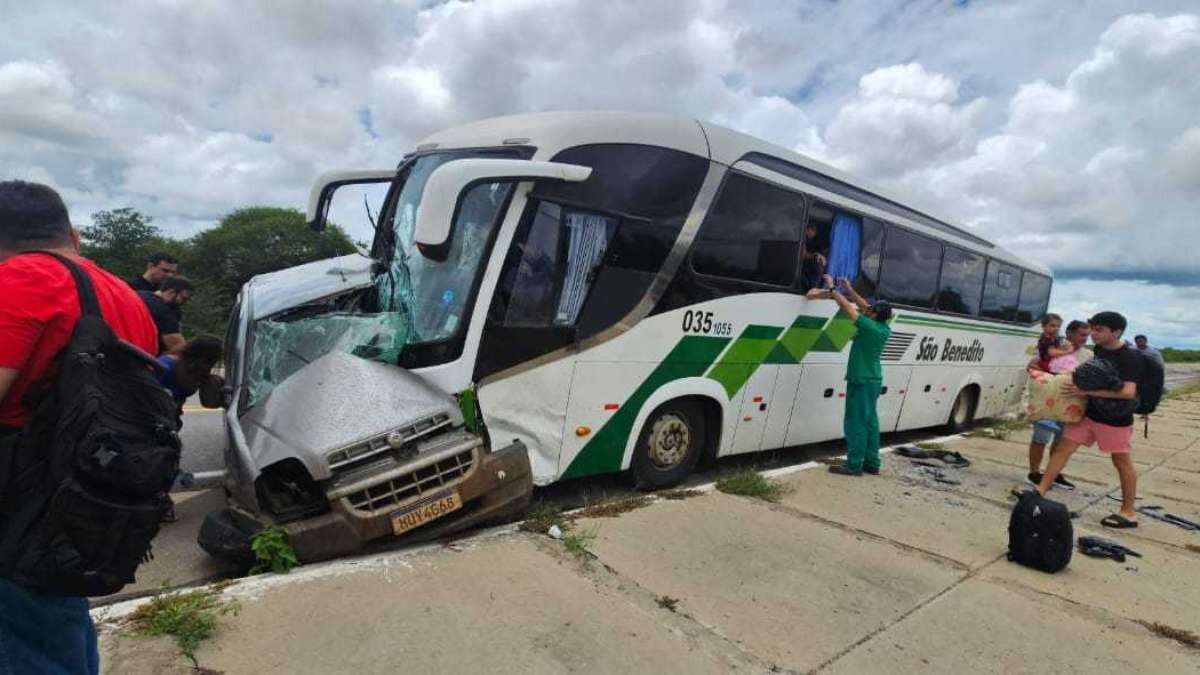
top-left (785, 364), bottom-right (847, 446)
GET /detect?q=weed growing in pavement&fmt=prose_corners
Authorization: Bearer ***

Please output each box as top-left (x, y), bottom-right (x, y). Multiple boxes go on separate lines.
top-left (576, 495), bottom-right (654, 519)
top-left (656, 595), bottom-right (680, 612)
top-left (1138, 620), bottom-right (1199, 650)
top-left (916, 442), bottom-right (944, 451)
top-left (715, 469), bottom-right (790, 503)
top-left (128, 586), bottom-right (240, 666)
top-left (656, 488), bottom-right (704, 501)
top-left (968, 417), bottom-right (1030, 441)
top-left (562, 526), bottom-right (599, 558)
top-left (250, 526), bottom-right (299, 575)
top-left (519, 501), bottom-right (566, 533)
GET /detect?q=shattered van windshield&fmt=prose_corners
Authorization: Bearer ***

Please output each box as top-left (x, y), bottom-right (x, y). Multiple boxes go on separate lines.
top-left (245, 151), bottom-right (519, 405)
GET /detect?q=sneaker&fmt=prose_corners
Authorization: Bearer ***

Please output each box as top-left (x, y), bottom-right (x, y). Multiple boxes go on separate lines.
top-left (828, 464), bottom-right (863, 477)
top-left (1026, 471), bottom-right (1043, 487)
top-left (1053, 474), bottom-right (1076, 491)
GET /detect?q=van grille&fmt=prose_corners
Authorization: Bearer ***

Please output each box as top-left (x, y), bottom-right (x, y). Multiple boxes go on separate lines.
top-left (326, 413), bottom-right (453, 476)
top-left (345, 449), bottom-right (475, 513)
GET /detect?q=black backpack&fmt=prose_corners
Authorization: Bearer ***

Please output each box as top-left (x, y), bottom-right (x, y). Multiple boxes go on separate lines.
top-left (0, 253), bottom-right (181, 597)
top-left (1007, 491), bottom-right (1073, 573)
top-left (1133, 350), bottom-right (1164, 416)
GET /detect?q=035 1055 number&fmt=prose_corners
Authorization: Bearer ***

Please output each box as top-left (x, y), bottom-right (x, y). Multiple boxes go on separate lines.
top-left (682, 310), bottom-right (731, 336)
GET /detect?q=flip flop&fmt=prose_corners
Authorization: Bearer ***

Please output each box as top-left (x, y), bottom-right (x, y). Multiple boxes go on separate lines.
top-left (1101, 514), bottom-right (1138, 529)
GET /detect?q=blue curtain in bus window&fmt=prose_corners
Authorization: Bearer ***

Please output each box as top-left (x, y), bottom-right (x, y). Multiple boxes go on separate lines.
top-left (827, 213), bottom-right (862, 281)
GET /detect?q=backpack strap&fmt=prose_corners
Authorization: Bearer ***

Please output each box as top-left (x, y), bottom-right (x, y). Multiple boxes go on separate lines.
top-left (25, 251), bottom-right (103, 318)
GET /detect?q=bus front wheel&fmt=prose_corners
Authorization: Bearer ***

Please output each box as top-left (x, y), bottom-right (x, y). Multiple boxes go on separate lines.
top-left (946, 387), bottom-right (978, 433)
top-left (632, 400), bottom-right (706, 490)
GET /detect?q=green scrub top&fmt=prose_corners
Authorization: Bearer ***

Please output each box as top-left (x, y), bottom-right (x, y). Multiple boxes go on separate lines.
top-left (846, 314), bottom-right (891, 383)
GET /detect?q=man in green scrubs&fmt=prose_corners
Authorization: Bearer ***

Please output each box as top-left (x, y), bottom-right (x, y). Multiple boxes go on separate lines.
top-left (810, 276), bottom-right (893, 476)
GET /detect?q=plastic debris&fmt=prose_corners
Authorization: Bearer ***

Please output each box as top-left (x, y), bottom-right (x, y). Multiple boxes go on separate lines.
top-left (548, 525), bottom-right (564, 540)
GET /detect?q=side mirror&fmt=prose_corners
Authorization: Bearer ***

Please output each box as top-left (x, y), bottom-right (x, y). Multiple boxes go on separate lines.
top-left (414, 159), bottom-right (592, 249)
top-left (306, 170), bottom-right (398, 232)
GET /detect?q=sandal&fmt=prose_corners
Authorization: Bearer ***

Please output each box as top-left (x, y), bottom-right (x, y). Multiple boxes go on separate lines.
top-left (1100, 513), bottom-right (1138, 529)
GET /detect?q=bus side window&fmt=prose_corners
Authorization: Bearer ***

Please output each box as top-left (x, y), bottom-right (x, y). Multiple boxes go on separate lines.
top-left (981, 261), bottom-right (1021, 321)
top-left (855, 218), bottom-right (885, 297)
top-left (875, 226), bottom-right (943, 308)
top-left (690, 172), bottom-right (803, 287)
top-left (1016, 272), bottom-right (1052, 324)
top-left (937, 246), bottom-right (986, 316)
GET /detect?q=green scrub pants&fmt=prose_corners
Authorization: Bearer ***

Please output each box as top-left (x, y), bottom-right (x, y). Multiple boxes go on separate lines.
top-left (843, 381), bottom-right (882, 472)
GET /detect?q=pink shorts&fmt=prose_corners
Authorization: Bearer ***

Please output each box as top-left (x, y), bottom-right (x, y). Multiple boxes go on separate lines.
top-left (1063, 417), bottom-right (1133, 454)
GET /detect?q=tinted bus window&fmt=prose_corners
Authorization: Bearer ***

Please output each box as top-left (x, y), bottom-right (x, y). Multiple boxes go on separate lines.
top-left (691, 172), bottom-right (803, 286)
top-left (1016, 272), bottom-right (1052, 324)
top-left (857, 218), bottom-right (885, 297)
top-left (936, 246), bottom-right (986, 316)
top-left (876, 227), bottom-right (942, 308)
top-left (981, 261), bottom-right (1021, 321)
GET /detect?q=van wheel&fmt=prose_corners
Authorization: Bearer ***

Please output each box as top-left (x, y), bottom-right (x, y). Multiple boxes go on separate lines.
top-left (946, 388), bottom-right (977, 433)
top-left (632, 400), bottom-right (705, 490)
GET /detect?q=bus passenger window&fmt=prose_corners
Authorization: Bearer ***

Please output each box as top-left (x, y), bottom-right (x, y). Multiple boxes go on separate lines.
top-left (876, 227), bottom-right (942, 308)
top-left (1016, 272), bottom-right (1052, 324)
top-left (981, 261), bottom-right (1021, 321)
top-left (856, 218), bottom-right (885, 297)
top-left (936, 246), bottom-right (986, 316)
top-left (691, 173), bottom-right (802, 287)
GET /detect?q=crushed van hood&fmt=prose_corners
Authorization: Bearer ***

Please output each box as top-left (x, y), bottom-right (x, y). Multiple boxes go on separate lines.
top-left (240, 350), bottom-right (463, 480)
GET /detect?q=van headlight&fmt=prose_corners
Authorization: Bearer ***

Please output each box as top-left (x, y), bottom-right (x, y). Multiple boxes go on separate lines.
top-left (254, 459), bottom-right (330, 523)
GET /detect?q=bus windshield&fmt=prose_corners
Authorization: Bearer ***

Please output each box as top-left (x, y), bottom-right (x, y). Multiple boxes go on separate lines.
top-left (373, 151), bottom-right (517, 345)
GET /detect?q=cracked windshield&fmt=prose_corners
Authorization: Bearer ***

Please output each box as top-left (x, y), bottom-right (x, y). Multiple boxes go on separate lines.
top-left (246, 156), bottom-right (513, 404)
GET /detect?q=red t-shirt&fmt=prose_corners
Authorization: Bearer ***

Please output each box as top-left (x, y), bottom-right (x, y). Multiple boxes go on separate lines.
top-left (0, 254), bottom-right (159, 428)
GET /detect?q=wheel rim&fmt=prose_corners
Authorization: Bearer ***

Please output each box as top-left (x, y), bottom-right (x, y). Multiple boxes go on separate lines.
top-left (648, 413), bottom-right (691, 469)
top-left (953, 392), bottom-right (971, 426)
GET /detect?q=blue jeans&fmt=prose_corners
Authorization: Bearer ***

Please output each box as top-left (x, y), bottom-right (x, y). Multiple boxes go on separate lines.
top-left (1031, 419), bottom-right (1063, 446)
top-left (0, 577), bottom-right (98, 675)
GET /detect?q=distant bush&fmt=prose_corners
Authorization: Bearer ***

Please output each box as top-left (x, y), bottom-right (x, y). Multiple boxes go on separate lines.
top-left (1162, 348), bottom-right (1200, 364)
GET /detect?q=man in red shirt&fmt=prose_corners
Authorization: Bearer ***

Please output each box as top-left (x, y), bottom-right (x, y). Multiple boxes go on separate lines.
top-left (0, 181), bottom-right (158, 675)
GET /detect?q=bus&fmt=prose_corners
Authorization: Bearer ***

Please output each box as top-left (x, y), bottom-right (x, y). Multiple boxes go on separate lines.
top-left (210, 111), bottom-right (1050, 560)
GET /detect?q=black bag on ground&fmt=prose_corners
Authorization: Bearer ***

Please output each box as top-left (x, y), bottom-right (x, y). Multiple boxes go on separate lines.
top-left (1007, 491), bottom-right (1073, 573)
top-left (0, 253), bottom-right (181, 597)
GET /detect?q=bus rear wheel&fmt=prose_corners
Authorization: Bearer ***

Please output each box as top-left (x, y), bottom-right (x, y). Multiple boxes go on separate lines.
top-left (632, 400), bottom-right (705, 490)
top-left (946, 387), bottom-right (977, 433)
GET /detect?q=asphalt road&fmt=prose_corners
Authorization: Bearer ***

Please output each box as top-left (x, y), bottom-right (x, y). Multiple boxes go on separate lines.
top-left (179, 402), bottom-right (225, 485)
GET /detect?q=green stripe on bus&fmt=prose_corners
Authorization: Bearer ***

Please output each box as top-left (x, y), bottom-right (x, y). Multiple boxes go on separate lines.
top-left (705, 325), bottom-right (784, 397)
top-left (895, 315), bottom-right (1037, 337)
top-left (561, 335), bottom-right (732, 480)
top-left (811, 310), bottom-right (857, 352)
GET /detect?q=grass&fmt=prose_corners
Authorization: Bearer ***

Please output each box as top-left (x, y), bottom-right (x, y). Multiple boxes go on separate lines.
top-left (562, 526), bottom-right (599, 558)
top-left (576, 495), bottom-right (654, 519)
top-left (656, 488), bottom-right (704, 501)
top-left (916, 442), bottom-right (944, 451)
top-left (1165, 380), bottom-right (1200, 400)
top-left (1137, 620), bottom-right (1200, 650)
top-left (519, 501), bottom-right (566, 534)
top-left (715, 469), bottom-right (790, 503)
top-left (968, 417), bottom-right (1030, 441)
top-left (127, 586), bottom-right (240, 666)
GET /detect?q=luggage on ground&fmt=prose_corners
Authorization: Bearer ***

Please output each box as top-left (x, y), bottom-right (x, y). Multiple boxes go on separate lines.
top-left (1007, 490), bottom-right (1073, 573)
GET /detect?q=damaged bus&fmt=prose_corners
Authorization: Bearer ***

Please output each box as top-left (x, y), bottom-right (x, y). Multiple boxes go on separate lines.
top-left (201, 112), bottom-right (1051, 564)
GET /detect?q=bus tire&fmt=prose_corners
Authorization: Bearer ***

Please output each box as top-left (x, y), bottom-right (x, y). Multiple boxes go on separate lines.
top-left (946, 387), bottom-right (978, 433)
top-left (631, 399), bottom-right (706, 490)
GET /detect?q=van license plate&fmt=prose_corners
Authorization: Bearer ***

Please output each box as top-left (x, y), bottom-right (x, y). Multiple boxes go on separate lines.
top-left (391, 492), bottom-right (463, 535)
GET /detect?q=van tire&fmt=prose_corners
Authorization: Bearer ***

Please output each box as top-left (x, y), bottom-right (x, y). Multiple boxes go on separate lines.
top-left (946, 387), bottom-right (977, 433)
top-left (632, 400), bottom-right (705, 490)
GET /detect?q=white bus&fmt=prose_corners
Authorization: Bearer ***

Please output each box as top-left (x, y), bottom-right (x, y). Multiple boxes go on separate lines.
top-left (210, 112), bottom-right (1050, 560)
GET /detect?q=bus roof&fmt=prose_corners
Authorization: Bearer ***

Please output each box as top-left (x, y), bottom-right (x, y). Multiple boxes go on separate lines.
top-left (416, 111), bottom-right (1048, 276)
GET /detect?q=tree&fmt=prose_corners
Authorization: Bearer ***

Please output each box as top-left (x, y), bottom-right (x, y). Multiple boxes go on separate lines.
top-left (79, 208), bottom-right (180, 280)
top-left (180, 207), bottom-right (357, 337)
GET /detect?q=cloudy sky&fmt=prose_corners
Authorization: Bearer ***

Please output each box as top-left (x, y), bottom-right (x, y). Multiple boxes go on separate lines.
top-left (2, 1), bottom-right (1198, 346)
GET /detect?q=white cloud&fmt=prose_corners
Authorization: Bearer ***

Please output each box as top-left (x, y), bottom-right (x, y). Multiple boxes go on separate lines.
top-left (0, 2), bottom-right (1197, 345)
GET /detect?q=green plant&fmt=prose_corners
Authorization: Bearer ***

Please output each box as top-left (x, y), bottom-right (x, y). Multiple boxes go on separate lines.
top-left (715, 469), bottom-right (790, 503)
top-left (916, 442), bottom-right (944, 451)
top-left (519, 501), bottom-right (566, 533)
top-left (128, 586), bottom-right (239, 666)
top-left (562, 526), bottom-right (599, 558)
top-left (1166, 380), bottom-right (1200, 400)
top-left (250, 526), bottom-right (299, 575)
